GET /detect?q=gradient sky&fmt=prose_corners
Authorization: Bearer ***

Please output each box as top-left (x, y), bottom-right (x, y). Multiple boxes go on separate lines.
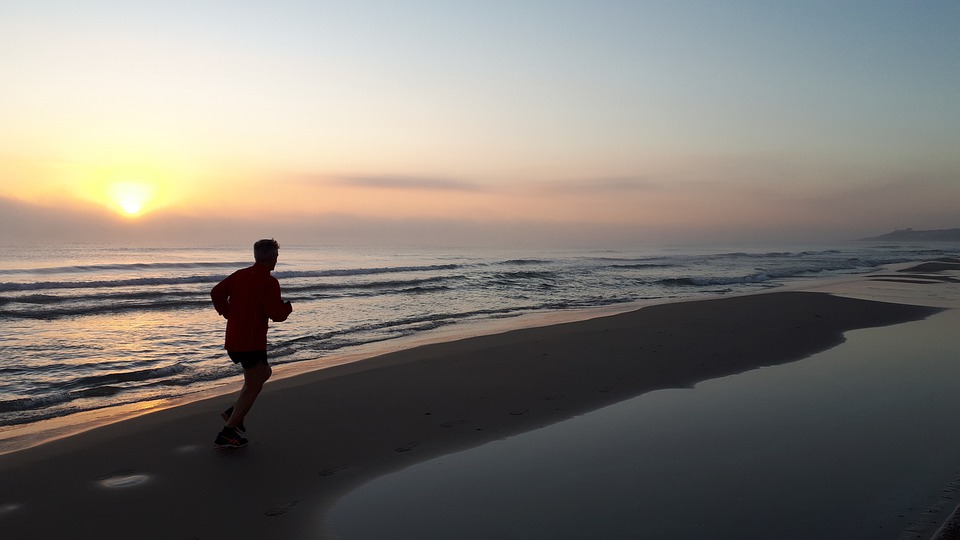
top-left (1, 1), bottom-right (958, 247)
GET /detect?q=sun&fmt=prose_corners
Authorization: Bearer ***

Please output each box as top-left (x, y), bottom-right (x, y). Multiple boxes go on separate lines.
top-left (64, 160), bottom-right (185, 219)
top-left (107, 181), bottom-right (156, 217)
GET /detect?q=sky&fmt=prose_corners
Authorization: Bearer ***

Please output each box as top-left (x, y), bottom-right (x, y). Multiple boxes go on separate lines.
top-left (1, 0), bottom-right (958, 247)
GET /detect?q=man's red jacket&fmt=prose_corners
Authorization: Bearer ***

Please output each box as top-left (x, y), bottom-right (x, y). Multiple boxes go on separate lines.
top-left (211, 264), bottom-right (292, 352)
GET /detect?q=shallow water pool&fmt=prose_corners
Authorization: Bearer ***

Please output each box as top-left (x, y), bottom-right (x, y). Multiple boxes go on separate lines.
top-left (329, 309), bottom-right (960, 539)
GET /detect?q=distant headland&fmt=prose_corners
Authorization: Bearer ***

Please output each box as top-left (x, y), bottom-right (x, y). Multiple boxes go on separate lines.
top-left (860, 228), bottom-right (960, 242)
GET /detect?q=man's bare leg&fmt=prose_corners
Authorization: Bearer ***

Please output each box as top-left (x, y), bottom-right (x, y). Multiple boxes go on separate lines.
top-left (227, 361), bottom-right (272, 430)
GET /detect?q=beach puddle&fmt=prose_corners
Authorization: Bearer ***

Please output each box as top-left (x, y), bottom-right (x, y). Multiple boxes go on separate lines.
top-left (330, 310), bottom-right (960, 540)
top-left (97, 470), bottom-right (151, 488)
top-left (0, 503), bottom-right (22, 516)
top-left (174, 444), bottom-right (201, 454)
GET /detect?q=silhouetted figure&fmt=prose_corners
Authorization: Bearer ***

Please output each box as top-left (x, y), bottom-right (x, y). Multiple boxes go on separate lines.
top-left (211, 239), bottom-right (292, 448)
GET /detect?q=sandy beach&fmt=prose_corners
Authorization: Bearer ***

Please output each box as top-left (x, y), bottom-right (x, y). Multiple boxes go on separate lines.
top-left (1, 260), bottom-right (959, 539)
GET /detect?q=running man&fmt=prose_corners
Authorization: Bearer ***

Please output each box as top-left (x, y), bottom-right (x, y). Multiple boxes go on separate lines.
top-left (211, 239), bottom-right (293, 448)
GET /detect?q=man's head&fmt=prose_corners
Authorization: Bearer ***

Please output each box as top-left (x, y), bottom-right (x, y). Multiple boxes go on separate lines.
top-left (253, 239), bottom-right (280, 269)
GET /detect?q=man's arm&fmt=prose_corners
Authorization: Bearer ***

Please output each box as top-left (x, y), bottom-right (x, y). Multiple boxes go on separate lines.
top-left (211, 276), bottom-right (232, 318)
top-left (265, 278), bottom-right (293, 322)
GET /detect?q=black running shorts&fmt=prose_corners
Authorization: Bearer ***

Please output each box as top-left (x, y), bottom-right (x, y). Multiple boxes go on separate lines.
top-left (228, 350), bottom-right (269, 369)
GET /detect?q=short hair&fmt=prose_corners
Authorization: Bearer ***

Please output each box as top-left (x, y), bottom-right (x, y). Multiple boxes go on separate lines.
top-left (253, 238), bottom-right (280, 263)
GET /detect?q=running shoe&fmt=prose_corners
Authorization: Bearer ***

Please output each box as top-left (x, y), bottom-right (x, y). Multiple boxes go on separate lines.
top-left (214, 427), bottom-right (248, 449)
top-left (220, 407), bottom-right (246, 433)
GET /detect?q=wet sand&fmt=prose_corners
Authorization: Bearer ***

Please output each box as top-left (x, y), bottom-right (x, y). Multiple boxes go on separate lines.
top-left (0, 260), bottom-right (957, 539)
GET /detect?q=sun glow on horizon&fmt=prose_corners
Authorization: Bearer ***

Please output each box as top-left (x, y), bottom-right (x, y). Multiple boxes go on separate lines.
top-left (107, 181), bottom-right (155, 217)
top-left (61, 161), bottom-right (189, 219)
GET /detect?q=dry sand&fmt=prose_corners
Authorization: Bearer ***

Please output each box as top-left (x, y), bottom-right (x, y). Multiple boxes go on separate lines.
top-left (0, 260), bottom-right (958, 539)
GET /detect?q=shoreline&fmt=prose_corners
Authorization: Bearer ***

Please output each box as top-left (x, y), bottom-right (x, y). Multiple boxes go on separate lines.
top-left (0, 296), bottom-right (665, 457)
top-left (0, 259), bottom-right (942, 456)
top-left (0, 260), bottom-right (957, 538)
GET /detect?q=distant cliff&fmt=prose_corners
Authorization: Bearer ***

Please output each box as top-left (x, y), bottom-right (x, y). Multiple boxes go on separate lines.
top-left (860, 228), bottom-right (960, 242)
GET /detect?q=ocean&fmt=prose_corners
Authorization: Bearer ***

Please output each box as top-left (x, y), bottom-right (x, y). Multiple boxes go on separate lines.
top-left (1, 242), bottom-right (956, 431)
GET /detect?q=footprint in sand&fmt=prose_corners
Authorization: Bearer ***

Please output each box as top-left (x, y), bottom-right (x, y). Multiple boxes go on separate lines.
top-left (265, 500), bottom-right (299, 517)
top-left (319, 465), bottom-right (350, 477)
top-left (395, 442), bottom-right (420, 452)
